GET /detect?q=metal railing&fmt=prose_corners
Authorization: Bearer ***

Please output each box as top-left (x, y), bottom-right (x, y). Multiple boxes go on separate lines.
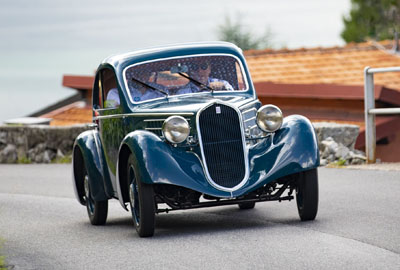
top-left (364, 66), bottom-right (400, 163)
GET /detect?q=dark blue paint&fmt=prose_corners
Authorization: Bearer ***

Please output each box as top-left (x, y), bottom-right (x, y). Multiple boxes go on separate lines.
top-left (119, 115), bottom-right (319, 198)
top-left (73, 130), bottom-right (113, 202)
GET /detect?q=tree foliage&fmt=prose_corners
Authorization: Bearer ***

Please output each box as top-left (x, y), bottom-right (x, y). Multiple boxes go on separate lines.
top-left (217, 15), bottom-right (273, 50)
top-left (341, 0), bottom-right (400, 43)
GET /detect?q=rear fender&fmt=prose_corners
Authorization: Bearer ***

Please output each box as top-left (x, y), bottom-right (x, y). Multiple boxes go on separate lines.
top-left (72, 130), bottom-right (113, 205)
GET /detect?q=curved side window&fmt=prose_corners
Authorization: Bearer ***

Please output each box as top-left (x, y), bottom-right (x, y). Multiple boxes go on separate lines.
top-left (101, 69), bottom-right (120, 109)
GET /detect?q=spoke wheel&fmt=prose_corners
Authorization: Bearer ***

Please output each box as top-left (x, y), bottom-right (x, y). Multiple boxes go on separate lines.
top-left (127, 154), bottom-right (155, 237)
top-left (83, 167), bottom-right (108, 225)
top-left (295, 168), bottom-right (319, 221)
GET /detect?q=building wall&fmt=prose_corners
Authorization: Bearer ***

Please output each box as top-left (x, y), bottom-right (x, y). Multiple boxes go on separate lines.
top-left (376, 131), bottom-right (400, 162)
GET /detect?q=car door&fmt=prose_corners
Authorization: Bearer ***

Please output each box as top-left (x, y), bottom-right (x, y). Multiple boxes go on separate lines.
top-left (95, 68), bottom-right (125, 192)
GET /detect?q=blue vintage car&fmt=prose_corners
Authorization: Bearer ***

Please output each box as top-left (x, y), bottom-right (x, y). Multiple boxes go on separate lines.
top-left (72, 42), bottom-right (319, 237)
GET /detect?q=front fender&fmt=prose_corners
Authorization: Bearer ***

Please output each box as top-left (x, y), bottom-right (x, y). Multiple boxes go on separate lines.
top-left (231, 114), bottom-right (319, 197)
top-left (72, 130), bottom-right (113, 204)
top-left (116, 130), bottom-right (232, 207)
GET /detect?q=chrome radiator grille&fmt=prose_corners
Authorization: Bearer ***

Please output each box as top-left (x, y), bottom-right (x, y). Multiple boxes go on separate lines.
top-left (198, 103), bottom-right (246, 189)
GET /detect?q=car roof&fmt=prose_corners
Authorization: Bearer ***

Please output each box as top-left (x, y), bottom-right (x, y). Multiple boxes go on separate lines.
top-left (100, 42), bottom-right (244, 72)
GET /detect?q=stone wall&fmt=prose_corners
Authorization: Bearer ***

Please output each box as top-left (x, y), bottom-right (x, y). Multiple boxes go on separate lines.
top-left (0, 124), bottom-right (91, 163)
top-left (313, 122), bottom-right (366, 165)
top-left (0, 122), bottom-right (366, 165)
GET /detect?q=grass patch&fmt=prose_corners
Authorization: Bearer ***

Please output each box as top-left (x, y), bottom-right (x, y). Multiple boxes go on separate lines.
top-left (51, 155), bottom-right (72, 164)
top-left (17, 156), bottom-right (31, 164)
top-left (326, 158), bottom-right (347, 168)
top-left (335, 158), bottom-right (347, 166)
top-left (0, 238), bottom-right (7, 270)
top-left (0, 256), bottom-right (5, 270)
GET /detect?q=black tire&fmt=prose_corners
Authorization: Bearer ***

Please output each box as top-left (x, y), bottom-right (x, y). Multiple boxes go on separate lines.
top-left (127, 154), bottom-right (155, 237)
top-left (238, 202), bottom-right (256, 210)
top-left (83, 166), bottom-right (108, 225)
top-left (295, 168), bottom-right (319, 221)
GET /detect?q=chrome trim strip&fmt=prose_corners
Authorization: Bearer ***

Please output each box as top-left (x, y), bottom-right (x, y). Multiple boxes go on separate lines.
top-left (196, 101), bottom-right (250, 193)
top-left (239, 100), bottom-right (260, 110)
top-left (241, 108), bottom-right (257, 115)
top-left (228, 96), bottom-right (245, 103)
top-left (243, 116), bottom-right (256, 123)
top-left (145, 127), bottom-right (162, 131)
top-left (248, 124), bottom-right (258, 130)
top-left (94, 112), bottom-right (194, 120)
top-left (143, 119), bottom-right (166, 122)
top-left (122, 53), bottom-right (250, 105)
top-left (144, 118), bottom-right (191, 122)
top-left (94, 115), bottom-right (123, 120)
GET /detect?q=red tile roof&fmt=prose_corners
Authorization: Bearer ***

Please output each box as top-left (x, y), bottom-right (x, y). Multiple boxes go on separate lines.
top-left (40, 102), bottom-right (92, 126)
top-left (245, 40), bottom-right (400, 90)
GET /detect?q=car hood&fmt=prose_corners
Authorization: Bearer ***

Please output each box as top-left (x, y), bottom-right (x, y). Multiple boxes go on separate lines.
top-left (131, 94), bottom-right (255, 114)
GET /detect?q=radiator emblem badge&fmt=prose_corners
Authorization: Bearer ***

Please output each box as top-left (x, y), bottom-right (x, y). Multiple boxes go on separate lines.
top-left (215, 106), bottom-right (221, 114)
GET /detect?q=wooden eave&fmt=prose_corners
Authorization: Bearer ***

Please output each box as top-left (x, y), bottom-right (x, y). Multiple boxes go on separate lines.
top-left (63, 75), bottom-right (94, 91)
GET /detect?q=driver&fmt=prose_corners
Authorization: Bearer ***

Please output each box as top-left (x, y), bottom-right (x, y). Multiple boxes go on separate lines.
top-left (176, 60), bottom-right (233, 94)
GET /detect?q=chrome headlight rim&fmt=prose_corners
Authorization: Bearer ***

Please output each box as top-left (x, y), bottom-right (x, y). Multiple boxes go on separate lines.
top-left (162, 116), bottom-right (190, 144)
top-left (256, 104), bottom-right (283, 133)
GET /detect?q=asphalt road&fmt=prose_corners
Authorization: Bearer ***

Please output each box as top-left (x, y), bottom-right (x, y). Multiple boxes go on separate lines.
top-left (0, 164), bottom-right (399, 270)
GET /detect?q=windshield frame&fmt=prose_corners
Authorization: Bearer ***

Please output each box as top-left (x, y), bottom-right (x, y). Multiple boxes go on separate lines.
top-left (122, 53), bottom-right (250, 105)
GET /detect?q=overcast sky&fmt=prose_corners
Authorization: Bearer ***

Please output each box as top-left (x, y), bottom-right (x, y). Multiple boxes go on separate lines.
top-left (1, 1), bottom-right (350, 51)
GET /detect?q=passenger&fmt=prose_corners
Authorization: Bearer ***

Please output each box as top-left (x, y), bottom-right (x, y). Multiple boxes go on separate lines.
top-left (106, 70), bottom-right (167, 106)
top-left (105, 88), bottom-right (120, 107)
top-left (176, 61), bottom-right (234, 95)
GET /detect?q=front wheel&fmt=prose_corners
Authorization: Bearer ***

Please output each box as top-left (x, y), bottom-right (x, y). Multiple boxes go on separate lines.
top-left (295, 168), bottom-right (319, 221)
top-left (83, 169), bottom-right (108, 225)
top-left (127, 154), bottom-right (155, 237)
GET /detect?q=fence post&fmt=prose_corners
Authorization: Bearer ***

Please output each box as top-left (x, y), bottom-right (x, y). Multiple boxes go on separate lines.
top-left (364, 66), bottom-right (376, 163)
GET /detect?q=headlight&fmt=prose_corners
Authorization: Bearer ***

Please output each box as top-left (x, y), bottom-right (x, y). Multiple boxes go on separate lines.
top-left (256, 105), bottom-right (283, 132)
top-left (162, 116), bottom-right (190, 144)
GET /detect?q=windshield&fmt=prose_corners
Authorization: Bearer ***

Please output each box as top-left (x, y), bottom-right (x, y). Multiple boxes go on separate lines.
top-left (124, 55), bottom-right (247, 103)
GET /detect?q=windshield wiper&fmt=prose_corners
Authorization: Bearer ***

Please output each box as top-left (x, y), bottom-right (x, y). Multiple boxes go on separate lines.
top-left (131, 77), bottom-right (168, 96)
top-left (178, 72), bottom-right (214, 93)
